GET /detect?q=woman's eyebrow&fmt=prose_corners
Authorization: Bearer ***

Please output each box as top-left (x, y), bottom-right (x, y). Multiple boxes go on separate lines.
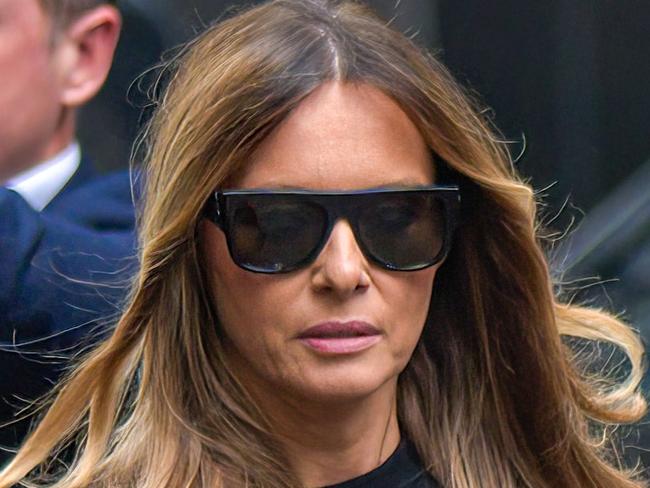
top-left (241, 179), bottom-right (431, 190)
top-left (373, 179), bottom-right (432, 188)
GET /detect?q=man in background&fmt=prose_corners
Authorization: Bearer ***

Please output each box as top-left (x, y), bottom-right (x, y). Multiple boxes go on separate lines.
top-left (0, 0), bottom-right (133, 463)
top-left (0, 0), bottom-right (121, 211)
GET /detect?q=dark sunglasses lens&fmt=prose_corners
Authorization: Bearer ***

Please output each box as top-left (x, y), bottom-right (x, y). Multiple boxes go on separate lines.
top-left (228, 196), bottom-right (327, 272)
top-left (358, 193), bottom-right (445, 270)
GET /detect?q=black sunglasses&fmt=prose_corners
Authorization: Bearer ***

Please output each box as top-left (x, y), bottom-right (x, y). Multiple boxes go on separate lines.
top-left (205, 186), bottom-right (460, 273)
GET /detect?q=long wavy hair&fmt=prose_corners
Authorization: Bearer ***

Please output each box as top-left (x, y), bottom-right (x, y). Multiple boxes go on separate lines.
top-left (1, 1), bottom-right (646, 486)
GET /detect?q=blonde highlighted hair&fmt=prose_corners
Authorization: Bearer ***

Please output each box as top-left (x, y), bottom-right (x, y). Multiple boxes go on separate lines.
top-left (1, 0), bottom-right (646, 486)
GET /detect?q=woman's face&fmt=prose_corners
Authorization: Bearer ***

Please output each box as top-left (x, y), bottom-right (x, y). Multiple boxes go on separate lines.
top-left (201, 82), bottom-right (438, 403)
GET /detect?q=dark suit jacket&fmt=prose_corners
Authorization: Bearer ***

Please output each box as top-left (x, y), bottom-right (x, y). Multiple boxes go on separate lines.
top-left (44, 166), bottom-right (137, 232)
top-left (0, 168), bottom-right (137, 464)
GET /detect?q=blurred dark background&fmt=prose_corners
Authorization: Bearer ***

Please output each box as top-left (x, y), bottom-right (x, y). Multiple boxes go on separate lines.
top-left (79, 0), bottom-right (650, 460)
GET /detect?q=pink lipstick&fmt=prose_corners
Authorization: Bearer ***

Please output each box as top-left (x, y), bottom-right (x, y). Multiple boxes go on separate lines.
top-left (297, 321), bottom-right (382, 354)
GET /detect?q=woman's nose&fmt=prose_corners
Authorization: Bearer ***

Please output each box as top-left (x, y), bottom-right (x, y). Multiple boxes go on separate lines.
top-left (310, 220), bottom-right (370, 298)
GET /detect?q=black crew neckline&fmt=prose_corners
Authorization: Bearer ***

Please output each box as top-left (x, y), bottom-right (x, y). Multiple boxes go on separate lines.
top-left (322, 439), bottom-right (436, 488)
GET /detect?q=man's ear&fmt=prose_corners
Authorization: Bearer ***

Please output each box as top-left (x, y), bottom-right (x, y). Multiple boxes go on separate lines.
top-left (55, 5), bottom-right (121, 108)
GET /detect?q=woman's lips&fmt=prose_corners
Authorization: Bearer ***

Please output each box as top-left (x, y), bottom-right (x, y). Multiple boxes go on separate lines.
top-left (297, 321), bottom-right (382, 354)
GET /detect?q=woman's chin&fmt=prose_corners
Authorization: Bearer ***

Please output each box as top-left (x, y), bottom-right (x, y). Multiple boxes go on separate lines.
top-left (285, 366), bottom-right (398, 405)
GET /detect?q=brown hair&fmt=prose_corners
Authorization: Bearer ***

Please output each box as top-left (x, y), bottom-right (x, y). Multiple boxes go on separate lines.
top-left (1, 1), bottom-right (645, 486)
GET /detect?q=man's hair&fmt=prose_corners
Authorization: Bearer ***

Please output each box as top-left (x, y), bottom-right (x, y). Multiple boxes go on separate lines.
top-left (38, 0), bottom-right (118, 29)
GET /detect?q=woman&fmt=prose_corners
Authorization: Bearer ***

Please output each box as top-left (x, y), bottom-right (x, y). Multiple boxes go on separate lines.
top-left (0, 0), bottom-right (645, 486)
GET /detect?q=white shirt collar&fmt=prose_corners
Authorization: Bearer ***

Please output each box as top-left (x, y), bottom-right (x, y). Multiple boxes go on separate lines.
top-left (6, 142), bottom-right (81, 211)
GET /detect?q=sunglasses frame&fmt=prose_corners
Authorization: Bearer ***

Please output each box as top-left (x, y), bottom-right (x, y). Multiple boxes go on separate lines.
top-left (205, 186), bottom-right (461, 273)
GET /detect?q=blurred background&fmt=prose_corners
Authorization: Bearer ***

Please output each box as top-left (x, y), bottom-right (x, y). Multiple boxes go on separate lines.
top-left (79, 0), bottom-right (650, 459)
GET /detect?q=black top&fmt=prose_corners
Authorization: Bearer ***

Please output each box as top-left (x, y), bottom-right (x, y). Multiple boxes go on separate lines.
top-left (324, 440), bottom-right (440, 488)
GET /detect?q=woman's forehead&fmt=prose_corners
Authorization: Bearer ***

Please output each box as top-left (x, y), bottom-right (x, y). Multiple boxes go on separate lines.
top-left (235, 81), bottom-right (434, 190)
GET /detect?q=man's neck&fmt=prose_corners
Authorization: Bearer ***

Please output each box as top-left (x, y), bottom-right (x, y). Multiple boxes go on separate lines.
top-left (0, 108), bottom-right (75, 183)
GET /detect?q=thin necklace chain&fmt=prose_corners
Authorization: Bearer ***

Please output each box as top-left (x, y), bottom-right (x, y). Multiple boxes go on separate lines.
top-left (377, 395), bottom-right (396, 466)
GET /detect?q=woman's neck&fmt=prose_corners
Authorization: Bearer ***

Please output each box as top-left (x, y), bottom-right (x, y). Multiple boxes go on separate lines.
top-left (254, 379), bottom-right (401, 487)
